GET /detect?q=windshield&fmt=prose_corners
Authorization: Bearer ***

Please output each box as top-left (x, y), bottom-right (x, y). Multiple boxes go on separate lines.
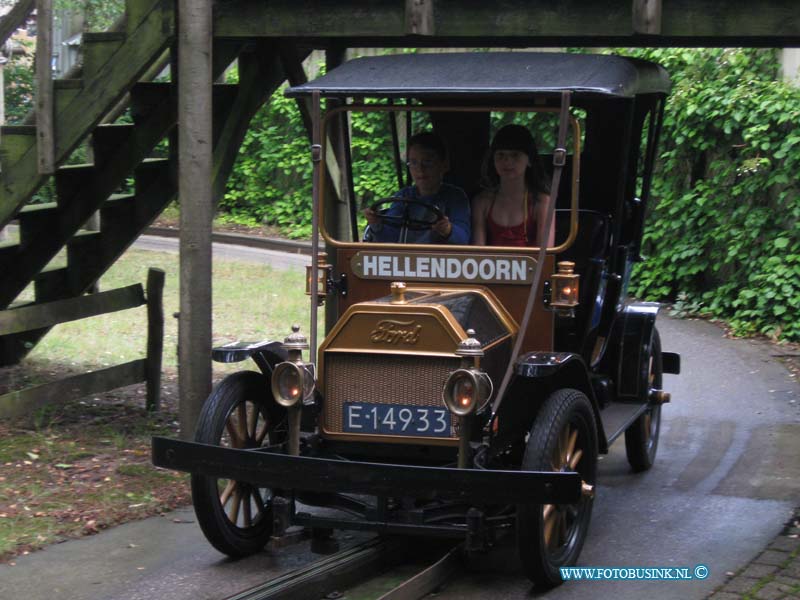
top-left (320, 104), bottom-right (581, 253)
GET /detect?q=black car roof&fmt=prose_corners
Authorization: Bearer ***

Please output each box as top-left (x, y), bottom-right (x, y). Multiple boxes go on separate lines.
top-left (285, 52), bottom-right (671, 99)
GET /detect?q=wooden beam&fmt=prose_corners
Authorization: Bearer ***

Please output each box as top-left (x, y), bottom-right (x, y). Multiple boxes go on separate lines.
top-left (211, 44), bottom-right (290, 206)
top-left (0, 284), bottom-right (145, 336)
top-left (0, 359), bottom-right (146, 419)
top-left (633, 0), bottom-right (662, 35)
top-left (278, 45), bottom-right (343, 200)
top-left (35, 0), bottom-right (54, 174)
top-left (178, 0), bottom-right (213, 439)
top-left (214, 0), bottom-right (800, 44)
top-left (0, 0), bottom-right (34, 48)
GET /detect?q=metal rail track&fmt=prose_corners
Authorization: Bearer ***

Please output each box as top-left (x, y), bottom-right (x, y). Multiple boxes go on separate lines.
top-left (225, 536), bottom-right (462, 600)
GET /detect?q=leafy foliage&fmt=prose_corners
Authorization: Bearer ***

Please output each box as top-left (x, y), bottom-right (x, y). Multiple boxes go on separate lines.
top-left (55, 0), bottom-right (125, 29)
top-left (3, 42), bottom-right (34, 125)
top-left (221, 77), bottom-right (397, 239)
top-left (615, 48), bottom-right (800, 341)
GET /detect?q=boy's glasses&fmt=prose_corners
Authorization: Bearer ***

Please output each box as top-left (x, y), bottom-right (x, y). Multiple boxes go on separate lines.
top-left (406, 159), bottom-right (438, 169)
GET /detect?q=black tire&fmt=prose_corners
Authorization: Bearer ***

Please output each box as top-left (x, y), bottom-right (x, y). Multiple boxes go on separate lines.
top-left (625, 328), bottom-right (663, 472)
top-left (190, 371), bottom-right (287, 557)
top-left (517, 388), bottom-right (598, 588)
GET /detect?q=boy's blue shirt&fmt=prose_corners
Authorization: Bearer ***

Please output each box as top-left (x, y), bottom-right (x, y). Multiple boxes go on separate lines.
top-left (364, 183), bottom-right (471, 244)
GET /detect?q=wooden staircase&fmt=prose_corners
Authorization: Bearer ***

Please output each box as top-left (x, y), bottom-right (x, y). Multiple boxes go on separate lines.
top-left (0, 0), bottom-right (295, 365)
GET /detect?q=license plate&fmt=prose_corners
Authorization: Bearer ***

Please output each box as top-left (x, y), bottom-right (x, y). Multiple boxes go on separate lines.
top-left (343, 402), bottom-right (452, 438)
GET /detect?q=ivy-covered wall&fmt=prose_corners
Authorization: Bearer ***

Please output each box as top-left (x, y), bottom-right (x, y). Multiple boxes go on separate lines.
top-left (614, 48), bottom-right (799, 341)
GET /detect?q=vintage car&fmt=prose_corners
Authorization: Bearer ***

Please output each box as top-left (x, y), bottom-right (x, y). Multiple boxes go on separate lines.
top-left (153, 52), bottom-right (680, 588)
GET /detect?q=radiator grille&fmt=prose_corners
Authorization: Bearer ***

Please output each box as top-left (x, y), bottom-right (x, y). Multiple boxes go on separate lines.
top-left (323, 352), bottom-right (461, 438)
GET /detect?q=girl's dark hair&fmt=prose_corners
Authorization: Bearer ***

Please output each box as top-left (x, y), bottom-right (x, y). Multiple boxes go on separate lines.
top-left (484, 124), bottom-right (550, 193)
top-left (407, 131), bottom-right (448, 162)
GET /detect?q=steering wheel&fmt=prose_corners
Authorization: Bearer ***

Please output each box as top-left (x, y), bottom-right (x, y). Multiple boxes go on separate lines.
top-left (369, 197), bottom-right (444, 231)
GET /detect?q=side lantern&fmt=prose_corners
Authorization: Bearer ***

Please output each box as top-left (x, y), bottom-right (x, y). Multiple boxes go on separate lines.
top-left (305, 253), bottom-right (333, 303)
top-left (550, 260), bottom-right (580, 317)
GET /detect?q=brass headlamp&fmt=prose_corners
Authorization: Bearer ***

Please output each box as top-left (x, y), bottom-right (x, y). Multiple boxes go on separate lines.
top-left (271, 325), bottom-right (315, 408)
top-left (443, 329), bottom-right (493, 469)
top-left (442, 329), bottom-right (493, 417)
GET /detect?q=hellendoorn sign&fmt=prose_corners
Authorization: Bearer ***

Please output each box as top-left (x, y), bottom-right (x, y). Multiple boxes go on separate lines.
top-left (351, 252), bottom-right (535, 284)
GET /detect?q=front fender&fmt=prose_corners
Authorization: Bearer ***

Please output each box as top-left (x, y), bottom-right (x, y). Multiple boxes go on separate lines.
top-left (599, 302), bottom-right (659, 402)
top-left (494, 353), bottom-right (608, 453)
top-left (211, 340), bottom-right (288, 376)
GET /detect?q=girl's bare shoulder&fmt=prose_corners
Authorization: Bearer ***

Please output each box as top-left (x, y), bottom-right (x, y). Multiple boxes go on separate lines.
top-left (472, 188), bottom-right (494, 211)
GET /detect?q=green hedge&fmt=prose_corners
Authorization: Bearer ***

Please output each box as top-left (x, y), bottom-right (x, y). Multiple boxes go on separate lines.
top-left (614, 48), bottom-right (800, 341)
top-left (221, 71), bottom-right (396, 238)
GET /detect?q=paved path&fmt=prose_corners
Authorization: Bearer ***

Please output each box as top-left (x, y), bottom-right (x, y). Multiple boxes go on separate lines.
top-left (435, 317), bottom-right (800, 600)
top-left (134, 233), bottom-right (311, 270)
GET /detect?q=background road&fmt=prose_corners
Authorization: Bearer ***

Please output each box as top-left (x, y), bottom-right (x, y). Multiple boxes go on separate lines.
top-left (1, 238), bottom-right (797, 599)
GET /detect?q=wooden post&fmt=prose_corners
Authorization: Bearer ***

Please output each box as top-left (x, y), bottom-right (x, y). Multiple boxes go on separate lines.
top-left (632, 0), bottom-right (662, 35)
top-left (35, 0), bottom-right (54, 174)
top-left (177, 0), bottom-right (213, 438)
top-left (405, 0), bottom-right (435, 35)
top-left (146, 268), bottom-right (165, 411)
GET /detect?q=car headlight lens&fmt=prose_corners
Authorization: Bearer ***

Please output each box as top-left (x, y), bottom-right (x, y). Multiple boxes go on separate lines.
top-left (443, 368), bottom-right (492, 417)
top-left (271, 362), bottom-right (315, 407)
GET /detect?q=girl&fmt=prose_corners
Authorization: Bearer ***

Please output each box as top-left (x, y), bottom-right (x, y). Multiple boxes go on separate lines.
top-left (472, 124), bottom-right (554, 248)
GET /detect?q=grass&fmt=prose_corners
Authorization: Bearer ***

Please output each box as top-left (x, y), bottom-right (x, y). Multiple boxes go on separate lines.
top-left (0, 245), bottom-right (314, 561)
top-left (21, 247), bottom-right (311, 373)
top-left (0, 402), bottom-right (189, 561)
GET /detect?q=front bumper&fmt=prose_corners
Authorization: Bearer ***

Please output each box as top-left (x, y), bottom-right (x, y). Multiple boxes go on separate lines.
top-left (152, 437), bottom-right (582, 505)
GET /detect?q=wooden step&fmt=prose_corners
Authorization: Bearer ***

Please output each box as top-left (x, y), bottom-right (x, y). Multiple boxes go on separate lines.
top-left (34, 265), bottom-right (72, 303)
top-left (135, 158), bottom-right (175, 204)
top-left (81, 32), bottom-right (126, 82)
top-left (0, 126), bottom-right (36, 173)
top-left (54, 79), bottom-right (83, 115)
top-left (92, 124), bottom-right (135, 167)
top-left (100, 193), bottom-right (137, 228)
top-left (0, 238), bottom-right (19, 267)
top-left (130, 82), bottom-right (173, 124)
top-left (54, 163), bottom-right (96, 206)
top-left (67, 230), bottom-right (105, 277)
top-left (17, 202), bottom-right (60, 247)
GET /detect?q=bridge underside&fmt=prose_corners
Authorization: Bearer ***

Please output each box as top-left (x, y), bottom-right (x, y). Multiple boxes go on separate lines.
top-left (215, 0), bottom-right (800, 48)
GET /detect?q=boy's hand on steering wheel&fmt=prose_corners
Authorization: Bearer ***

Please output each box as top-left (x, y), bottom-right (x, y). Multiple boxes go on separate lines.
top-left (363, 206), bottom-right (380, 225)
top-left (432, 216), bottom-right (452, 238)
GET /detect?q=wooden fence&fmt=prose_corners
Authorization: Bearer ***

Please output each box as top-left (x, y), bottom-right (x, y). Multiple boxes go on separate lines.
top-left (0, 268), bottom-right (165, 418)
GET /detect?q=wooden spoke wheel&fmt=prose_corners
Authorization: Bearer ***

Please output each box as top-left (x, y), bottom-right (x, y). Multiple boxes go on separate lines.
top-left (625, 328), bottom-right (663, 472)
top-left (517, 388), bottom-right (598, 588)
top-left (191, 371), bottom-right (286, 557)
